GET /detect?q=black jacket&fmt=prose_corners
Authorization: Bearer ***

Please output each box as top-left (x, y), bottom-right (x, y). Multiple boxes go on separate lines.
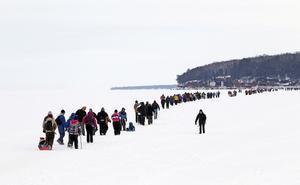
top-left (195, 112), bottom-right (206, 125)
top-left (76, 109), bottom-right (86, 122)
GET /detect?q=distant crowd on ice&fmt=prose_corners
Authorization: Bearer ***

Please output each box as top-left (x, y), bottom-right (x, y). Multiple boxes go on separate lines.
top-left (227, 87), bottom-right (300, 97)
top-left (40, 90), bottom-right (220, 150)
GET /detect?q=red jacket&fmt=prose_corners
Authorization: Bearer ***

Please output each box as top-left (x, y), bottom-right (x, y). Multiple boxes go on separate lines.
top-left (83, 112), bottom-right (97, 128)
top-left (111, 112), bottom-right (120, 122)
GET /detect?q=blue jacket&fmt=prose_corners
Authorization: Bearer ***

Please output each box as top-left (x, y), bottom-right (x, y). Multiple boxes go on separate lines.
top-left (57, 114), bottom-right (66, 129)
top-left (65, 113), bottom-right (76, 130)
top-left (119, 111), bottom-right (127, 121)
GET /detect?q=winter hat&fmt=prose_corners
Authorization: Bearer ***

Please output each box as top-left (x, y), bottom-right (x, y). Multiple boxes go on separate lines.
top-left (48, 111), bottom-right (52, 115)
top-left (61, 109), bottom-right (65, 114)
top-left (101, 107), bottom-right (105, 112)
top-left (89, 108), bottom-right (93, 112)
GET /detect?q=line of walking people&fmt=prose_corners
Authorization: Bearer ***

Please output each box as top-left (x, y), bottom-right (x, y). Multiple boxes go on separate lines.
top-left (160, 91), bottom-right (221, 109)
top-left (41, 106), bottom-right (134, 150)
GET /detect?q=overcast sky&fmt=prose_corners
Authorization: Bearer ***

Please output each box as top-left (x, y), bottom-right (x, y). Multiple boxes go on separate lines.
top-left (0, 0), bottom-right (299, 90)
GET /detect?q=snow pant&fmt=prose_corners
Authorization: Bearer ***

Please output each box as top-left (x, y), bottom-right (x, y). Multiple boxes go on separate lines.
top-left (86, 124), bottom-right (94, 143)
top-left (147, 116), bottom-right (153, 125)
top-left (113, 122), bottom-right (121, 135)
top-left (79, 122), bottom-right (85, 136)
top-left (153, 109), bottom-right (158, 119)
top-left (166, 102), bottom-right (169, 109)
top-left (58, 125), bottom-right (65, 143)
top-left (199, 123), bottom-right (205, 134)
top-left (121, 119), bottom-right (126, 131)
top-left (140, 116), bottom-right (145, 125)
top-left (161, 101), bottom-right (165, 109)
top-left (135, 112), bottom-right (138, 123)
top-left (99, 122), bottom-right (108, 135)
top-left (69, 134), bottom-right (79, 149)
top-left (46, 132), bottom-right (55, 149)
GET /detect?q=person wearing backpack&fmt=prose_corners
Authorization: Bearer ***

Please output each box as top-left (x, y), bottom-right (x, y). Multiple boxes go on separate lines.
top-left (96, 107), bottom-right (111, 135)
top-left (111, 110), bottom-right (121, 135)
top-left (56, 109), bottom-right (66, 145)
top-left (119, 107), bottom-right (127, 131)
top-left (68, 118), bottom-right (82, 149)
top-left (82, 110), bottom-right (97, 143)
top-left (42, 111), bottom-right (57, 150)
top-left (65, 113), bottom-right (77, 147)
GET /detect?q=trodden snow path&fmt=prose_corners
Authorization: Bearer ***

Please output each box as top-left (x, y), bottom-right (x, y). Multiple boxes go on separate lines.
top-left (0, 89), bottom-right (299, 185)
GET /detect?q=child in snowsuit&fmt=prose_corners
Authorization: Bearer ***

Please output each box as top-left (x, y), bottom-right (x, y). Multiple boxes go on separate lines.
top-left (68, 119), bottom-right (82, 149)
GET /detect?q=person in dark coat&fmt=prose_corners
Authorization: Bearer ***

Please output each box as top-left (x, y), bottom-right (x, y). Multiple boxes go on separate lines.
top-left (146, 102), bottom-right (154, 125)
top-left (42, 111), bottom-right (57, 150)
top-left (137, 102), bottom-right (146, 125)
top-left (152, 100), bottom-right (160, 119)
top-left (134, 100), bottom-right (139, 123)
top-left (195, 109), bottom-right (207, 134)
top-left (76, 106), bottom-right (87, 136)
top-left (165, 96), bottom-right (170, 109)
top-left (96, 107), bottom-right (111, 135)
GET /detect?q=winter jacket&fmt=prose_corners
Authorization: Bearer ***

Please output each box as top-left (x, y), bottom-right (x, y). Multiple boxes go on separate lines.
top-left (111, 112), bottom-right (120, 122)
top-left (56, 114), bottom-right (66, 129)
top-left (195, 112), bottom-right (207, 125)
top-left (119, 111), bottom-right (127, 121)
top-left (146, 104), bottom-right (154, 116)
top-left (152, 102), bottom-right (160, 110)
top-left (96, 111), bottom-right (110, 123)
top-left (43, 117), bottom-right (57, 133)
top-left (137, 104), bottom-right (146, 116)
top-left (65, 113), bottom-right (76, 130)
top-left (68, 119), bottom-right (81, 135)
top-left (76, 109), bottom-right (86, 122)
top-left (83, 112), bottom-right (97, 128)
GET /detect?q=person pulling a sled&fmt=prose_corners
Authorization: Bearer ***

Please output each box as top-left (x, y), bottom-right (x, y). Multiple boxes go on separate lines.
top-left (42, 111), bottom-right (57, 150)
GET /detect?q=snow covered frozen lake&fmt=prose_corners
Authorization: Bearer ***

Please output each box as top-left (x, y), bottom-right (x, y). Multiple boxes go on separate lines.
top-left (0, 88), bottom-right (299, 185)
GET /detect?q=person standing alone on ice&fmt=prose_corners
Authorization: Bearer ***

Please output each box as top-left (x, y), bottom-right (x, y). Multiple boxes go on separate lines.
top-left (195, 109), bottom-right (207, 134)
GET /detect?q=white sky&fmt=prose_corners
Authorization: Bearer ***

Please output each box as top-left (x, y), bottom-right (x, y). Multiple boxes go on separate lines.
top-left (1, 0), bottom-right (300, 90)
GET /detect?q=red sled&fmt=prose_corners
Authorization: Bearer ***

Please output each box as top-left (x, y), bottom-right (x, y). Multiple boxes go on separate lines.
top-left (38, 137), bottom-right (50, 150)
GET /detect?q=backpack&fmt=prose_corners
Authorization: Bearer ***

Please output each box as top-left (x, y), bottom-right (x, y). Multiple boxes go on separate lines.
top-left (55, 116), bottom-right (62, 126)
top-left (44, 120), bottom-right (53, 131)
top-left (87, 116), bottom-right (94, 126)
top-left (69, 124), bottom-right (79, 135)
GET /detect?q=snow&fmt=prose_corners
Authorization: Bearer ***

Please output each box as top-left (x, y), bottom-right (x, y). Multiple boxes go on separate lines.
top-left (0, 89), bottom-right (300, 185)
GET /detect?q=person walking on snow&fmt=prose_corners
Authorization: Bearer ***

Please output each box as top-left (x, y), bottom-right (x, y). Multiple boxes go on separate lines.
top-left (68, 118), bottom-right (82, 149)
top-left (152, 100), bottom-right (160, 119)
top-left (195, 109), bottom-right (207, 134)
top-left (96, 107), bottom-right (111, 135)
top-left (111, 110), bottom-right (121, 135)
top-left (119, 108), bottom-right (127, 131)
top-left (76, 106), bottom-right (87, 136)
top-left (56, 109), bottom-right (66, 145)
top-left (82, 110), bottom-right (97, 143)
top-left (42, 111), bottom-right (57, 150)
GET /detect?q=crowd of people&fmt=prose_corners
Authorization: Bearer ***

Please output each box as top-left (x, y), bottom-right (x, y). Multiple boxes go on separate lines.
top-left (40, 106), bottom-right (134, 150)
